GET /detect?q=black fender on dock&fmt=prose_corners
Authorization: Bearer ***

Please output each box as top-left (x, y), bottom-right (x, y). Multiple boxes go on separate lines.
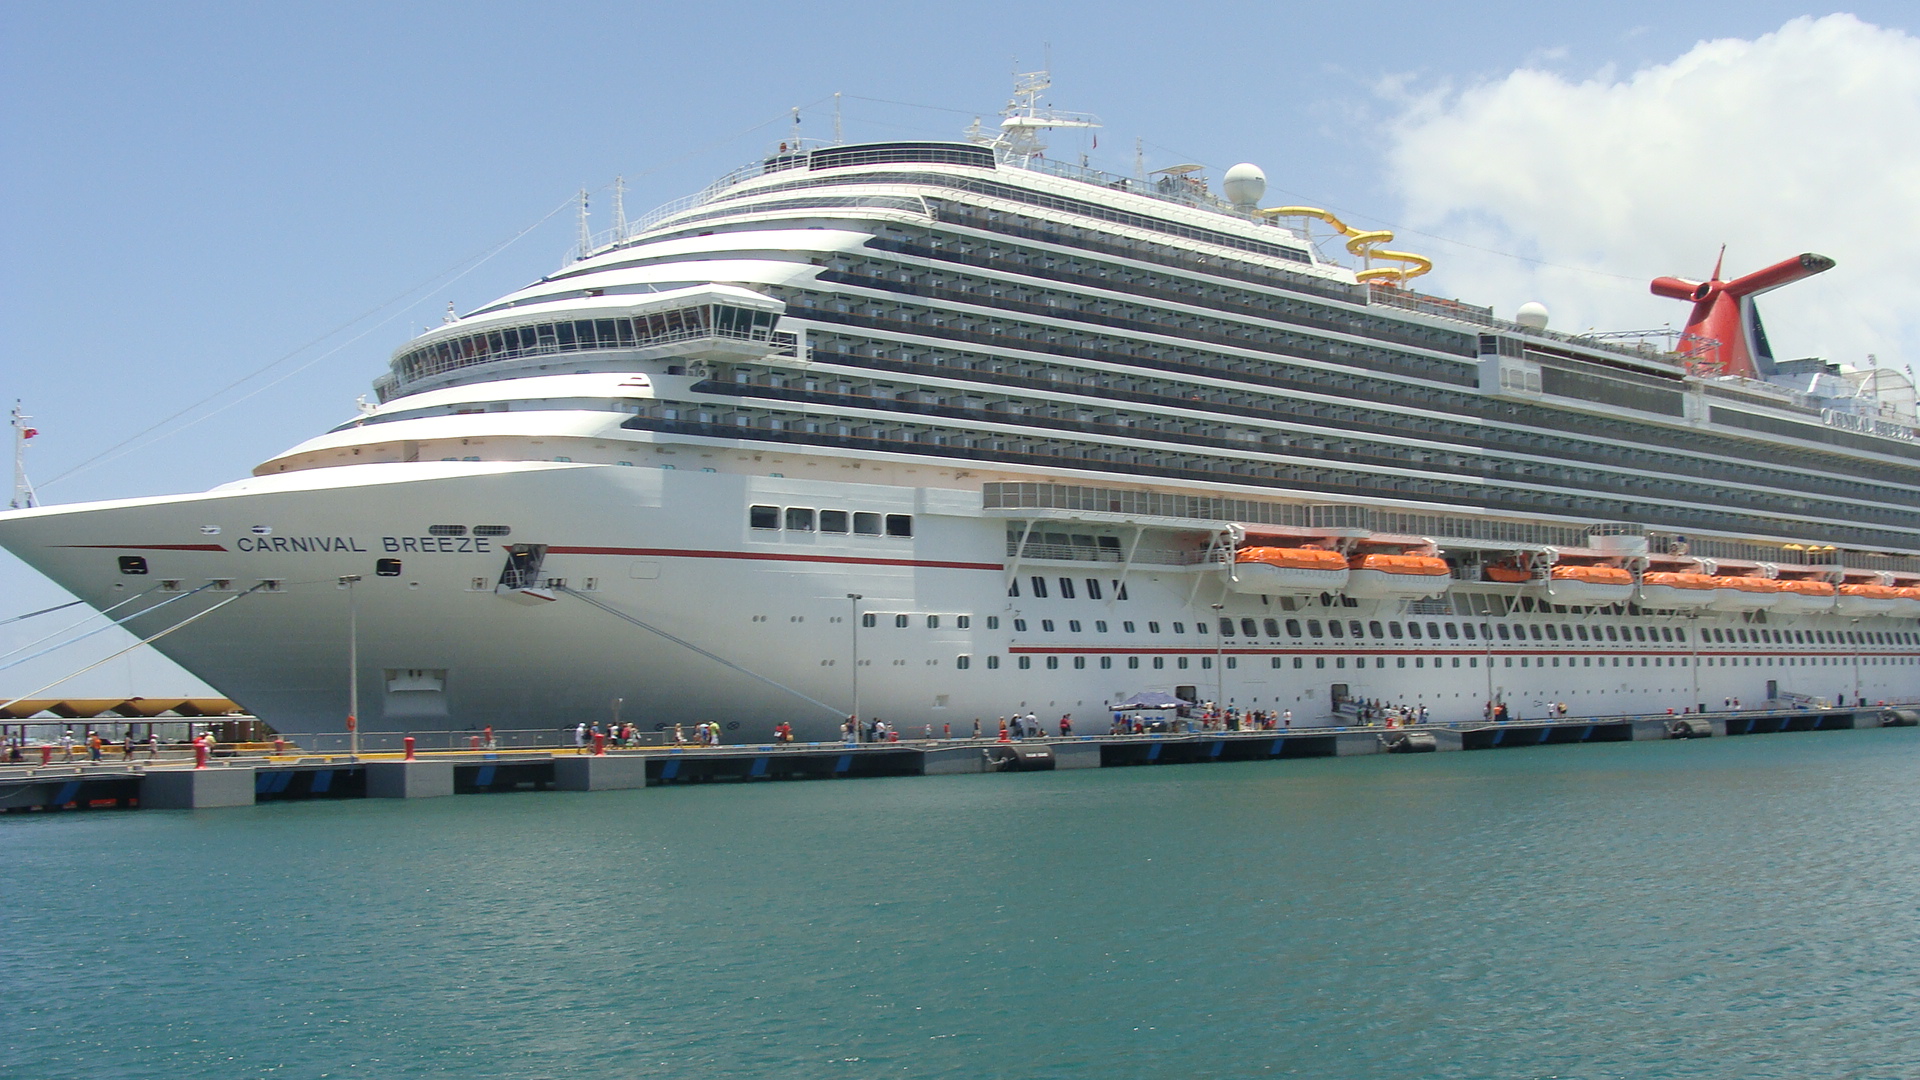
top-left (1882, 709), bottom-right (1920, 727)
top-left (1384, 731), bottom-right (1438, 753)
top-left (983, 744), bottom-right (1056, 771)
top-left (1668, 718), bottom-right (1713, 739)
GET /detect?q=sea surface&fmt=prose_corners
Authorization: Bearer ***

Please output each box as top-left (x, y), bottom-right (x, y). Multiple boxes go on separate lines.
top-left (4, 728), bottom-right (1918, 1079)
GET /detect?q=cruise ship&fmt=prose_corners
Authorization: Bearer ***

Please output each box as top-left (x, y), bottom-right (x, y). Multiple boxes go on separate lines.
top-left (6, 73), bottom-right (1919, 739)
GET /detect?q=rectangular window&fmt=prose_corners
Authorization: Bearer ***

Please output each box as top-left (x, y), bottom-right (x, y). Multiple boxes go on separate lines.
top-left (1046, 656), bottom-right (1060, 670)
top-left (956, 655), bottom-right (971, 669)
top-left (1148, 621), bottom-right (1162, 633)
top-left (1095, 620), bottom-right (1107, 632)
top-left (986, 616), bottom-right (999, 630)
top-left (1153, 657), bottom-right (1165, 669)
top-left (1017, 656), bottom-right (1032, 669)
top-left (1293, 657), bottom-right (1303, 669)
top-left (957, 615), bottom-right (971, 629)
top-left (1013, 619), bottom-right (1027, 631)
top-left (1113, 582), bottom-right (1129, 600)
top-left (894, 614), bottom-right (909, 628)
top-left (749, 505), bottom-right (780, 529)
top-left (1129, 657), bottom-right (1141, 669)
top-left (1123, 621), bottom-right (1136, 633)
top-left (1041, 619), bottom-right (1054, 632)
top-left (1201, 657), bottom-right (1213, 669)
top-left (1177, 657), bottom-right (1189, 669)
top-left (1285, 619), bottom-right (1301, 636)
top-left (987, 655), bottom-right (1000, 669)
top-left (1221, 618), bottom-right (1237, 637)
top-left (1099, 656), bottom-right (1112, 669)
top-left (819, 510), bottom-right (849, 533)
top-left (884, 514), bottom-right (913, 537)
top-left (861, 613), bottom-right (876, 627)
top-left (1086, 578), bottom-right (1103, 600)
top-left (1031, 576), bottom-right (1049, 598)
top-left (854, 512), bottom-right (882, 536)
top-left (1226, 657), bottom-right (1238, 669)
top-left (785, 507), bottom-right (815, 531)
top-left (1059, 578), bottom-right (1076, 599)
top-left (1173, 622), bottom-right (1186, 634)
top-left (1068, 620), bottom-right (1082, 633)
top-left (1072, 657), bottom-right (1086, 669)
top-left (1266, 618), bottom-right (1282, 637)
top-left (926, 615), bottom-right (940, 629)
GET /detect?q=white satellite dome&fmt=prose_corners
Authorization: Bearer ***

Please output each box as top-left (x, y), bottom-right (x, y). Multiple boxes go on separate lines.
top-left (1516, 301), bottom-right (1550, 331)
top-left (1222, 163), bottom-right (1267, 208)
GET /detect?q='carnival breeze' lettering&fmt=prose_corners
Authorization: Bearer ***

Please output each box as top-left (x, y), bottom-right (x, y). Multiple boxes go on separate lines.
top-left (231, 536), bottom-right (493, 554)
top-left (236, 536), bottom-right (368, 553)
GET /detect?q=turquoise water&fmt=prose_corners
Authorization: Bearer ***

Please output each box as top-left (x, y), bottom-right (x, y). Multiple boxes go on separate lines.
top-left (5, 730), bottom-right (1919, 1079)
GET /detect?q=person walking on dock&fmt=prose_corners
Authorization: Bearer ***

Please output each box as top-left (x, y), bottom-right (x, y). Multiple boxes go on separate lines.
top-left (972, 718), bottom-right (981, 739)
top-left (1059, 714), bottom-right (1072, 737)
top-left (574, 723), bottom-right (588, 749)
top-left (60, 728), bottom-right (75, 762)
top-left (146, 731), bottom-right (159, 760)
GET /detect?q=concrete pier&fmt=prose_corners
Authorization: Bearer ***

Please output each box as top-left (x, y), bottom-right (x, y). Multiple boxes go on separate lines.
top-left (552, 754), bottom-right (648, 791)
top-left (140, 767), bottom-right (256, 810)
top-left (366, 760), bottom-right (453, 799)
top-left (0, 705), bottom-right (1911, 815)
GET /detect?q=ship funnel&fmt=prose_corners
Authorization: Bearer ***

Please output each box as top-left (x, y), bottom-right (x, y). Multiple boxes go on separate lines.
top-left (1650, 251), bottom-right (1834, 378)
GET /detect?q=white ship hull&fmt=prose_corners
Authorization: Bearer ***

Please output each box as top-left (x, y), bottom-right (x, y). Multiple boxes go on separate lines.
top-left (6, 461), bottom-right (1915, 741)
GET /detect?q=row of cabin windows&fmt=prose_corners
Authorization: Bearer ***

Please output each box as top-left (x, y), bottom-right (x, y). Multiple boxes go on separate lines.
top-left (950, 651), bottom-right (1918, 672)
top-left (861, 614), bottom-right (987, 629)
top-left (750, 505), bottom-right (912, 537)
top-left (1008, 576), bottom-right (1129, 601)
top-left (1703, 627), bottom-right (1914, 646)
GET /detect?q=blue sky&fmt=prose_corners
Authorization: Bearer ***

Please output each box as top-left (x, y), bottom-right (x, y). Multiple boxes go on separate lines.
top-left (3, 2), bottom-right (1915, 697)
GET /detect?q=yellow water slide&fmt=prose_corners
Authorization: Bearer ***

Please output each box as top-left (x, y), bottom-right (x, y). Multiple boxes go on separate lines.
top-left (1259, 206), bottom-right (1432, 284)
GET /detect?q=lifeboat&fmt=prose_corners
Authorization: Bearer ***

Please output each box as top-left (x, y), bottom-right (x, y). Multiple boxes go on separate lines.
top-left (1228, 547), bottom-right (1349, 595)
top-left (1769, 579), bottom-right (1836, 615)
top-left (1483, 564), bottom-right (1532, 584)
top-left (1343, 553), bottom-right (1450, 600)
top-left (1704, 575), bottom-right (1785, 612)
top-left (1637, 571), bottom-right (1719, 609)
top-left (1892, 586), bottom-right (1920, 619)
top-left (1835, 583), bottom-right (1899, 617)
top-left (1545, 564), bottom-right (1634, 605)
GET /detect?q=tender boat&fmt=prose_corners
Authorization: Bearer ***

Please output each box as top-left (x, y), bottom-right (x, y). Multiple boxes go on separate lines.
top-left (1343, 553), bottom-right (1450, 600)
top-left (1228, 546), bottom-right (1349, 595)
top-left (1544, 564), bottom-right (1634, 605)
top-left (1835, 582), bottom-right (1900, 616)
top-left (1638, 571), bottom-right (1720, 609)
top-left (1704, 574), bottom-right (1785, 612)
top-left (1769, 578), bottom-right (1837, 614)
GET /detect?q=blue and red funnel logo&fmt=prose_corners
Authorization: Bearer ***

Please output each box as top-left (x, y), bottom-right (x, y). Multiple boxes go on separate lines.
top-left (1651, 251), bottom-right (1834, 379)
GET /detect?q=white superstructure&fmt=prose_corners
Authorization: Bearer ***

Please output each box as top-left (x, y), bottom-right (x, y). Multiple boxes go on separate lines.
top-left (6, 77), bottom-right (1920, 738)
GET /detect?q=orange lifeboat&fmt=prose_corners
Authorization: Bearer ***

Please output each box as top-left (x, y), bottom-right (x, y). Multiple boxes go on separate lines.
top-left (1894, 586), bottom-right (1920, 618)
top-left (1343, 553), bottom-right (1450, 600)
top-left (1228, 547), bottom-right (1349, 595)
top-left (1546, 564), bottom-right (1634, 604)
top-left (1483, 564), bottom-right (1532, 584)
top-left (1835, 582), bottom-right (1899, 617)
top-left (1704, 575), bottom-right (1786, 612)
top-left (1637, 571), bottom-right (1718, 609)
top-left (1770, 579), bottom-right (1836, 614)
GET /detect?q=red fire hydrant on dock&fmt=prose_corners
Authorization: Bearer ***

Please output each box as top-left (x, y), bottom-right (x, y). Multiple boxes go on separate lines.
top-left (404, 736), bottom-right (416, 761)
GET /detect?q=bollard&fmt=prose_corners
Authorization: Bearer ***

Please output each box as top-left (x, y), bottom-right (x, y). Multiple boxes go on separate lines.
top-left (194, 740), bottom-right (209, 769)
top-left (274, 737), bottom-right (288, 755)
top-left (469, 735), bottom-right (482, 750)
top-left (404, 736), bottom-right (416, 761)
top-left (592, 732), bottom-right (607, 756)
top-left (40, 745), bottom-right (52, 767)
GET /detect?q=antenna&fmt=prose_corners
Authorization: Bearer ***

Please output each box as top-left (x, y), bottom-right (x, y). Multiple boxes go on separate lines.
top-left (1134, 137), bottom-right (1144, 180)
top-left (792, 105), bottom-right (801, 145)
top-left (612, 175), bottom-right (627, 242)
top-left (575, 187), bottom-right (591, 260)
top-left (833, 92), bottom-right (843, 145)
top-left (10, 401), bottom-right (38, 510)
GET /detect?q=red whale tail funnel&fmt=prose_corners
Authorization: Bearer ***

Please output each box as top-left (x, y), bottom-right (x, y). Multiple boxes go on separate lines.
top-left (1651, 249), bottom-right (1834, 379)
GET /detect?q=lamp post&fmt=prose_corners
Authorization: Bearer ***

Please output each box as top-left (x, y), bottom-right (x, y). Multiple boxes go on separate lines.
top-left (847, 593), bottom-right (863, 737)
top-left (340, 574), bottom-right (362, 760)
top-left (1210, 602), bottom-right (1226, 724)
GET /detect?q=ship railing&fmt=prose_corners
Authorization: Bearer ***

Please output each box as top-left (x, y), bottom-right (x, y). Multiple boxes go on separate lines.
top-left (263, 728), bottom-right (669, 754)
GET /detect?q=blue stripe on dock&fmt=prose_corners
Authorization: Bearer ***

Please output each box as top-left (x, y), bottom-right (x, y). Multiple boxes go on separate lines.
top-left (1493, 728), bottom-right (1508, 747)
top-left (53, 781), bottom-right (79, 807)
top-left (1270, 739), bottom-right (1285, 756)
top-left (1209, 742), bottom-right (1224, 758)
top-left (661, 759), bottom-right (680, 781)
top-left (1536, 728), bottom-right (1552, 744)
top-left (255, 772), bottom-right (274, 794)
top-left (475, 765), bottom-right (496, 788)
top-left (1148, 743), bottom-right (1162, 761)
top-left (309, 770), bottom-right (332, 794)
top-left (1581, 725), bottom-right (1594, 741)
top-left (749, 757), bottom-right (769, 777)
top-left (833, 754), bottom-right (852, 774)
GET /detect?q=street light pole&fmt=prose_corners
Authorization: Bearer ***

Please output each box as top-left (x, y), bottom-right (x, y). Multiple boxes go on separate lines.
top-left (847, 593), bottom-right (863, 736)
top-left (1210, 602), bottom-right (1225, 724)
top-left (340, 574), bottom-right (362, 760)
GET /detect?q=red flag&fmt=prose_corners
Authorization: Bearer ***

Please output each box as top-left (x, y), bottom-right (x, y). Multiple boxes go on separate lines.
top-left (21, 428), bottom-right (34, 439)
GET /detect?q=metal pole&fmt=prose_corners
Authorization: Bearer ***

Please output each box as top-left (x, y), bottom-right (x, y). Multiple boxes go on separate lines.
top-left (341, 575), bottom-right (361, 760)
top-left (847, 593), bottom-right (863, 733)
top-left (1211, 603), bottom-right (1225, 721)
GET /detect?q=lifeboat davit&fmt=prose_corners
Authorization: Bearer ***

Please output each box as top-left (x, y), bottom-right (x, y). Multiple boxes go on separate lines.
top-left (1770, 579), bottom-right (1836, 615)
top-left (1545, 564), bottom-right (1634, 605)
top-left (1835, 583), bottom-right (1899, 617)
top-left (1637, 571), bottom-right (1718, 609)
top-left (1704, 575), bottom-right (1785, 612)
top-left (1228, 547), bottom-right (1349, 595)
top-left (1343, 553), bottom-right (1450, 600)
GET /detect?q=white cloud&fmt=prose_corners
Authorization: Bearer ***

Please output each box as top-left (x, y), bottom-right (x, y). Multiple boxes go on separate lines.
top-left (1383, 14), bottom-right (1920, 374)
